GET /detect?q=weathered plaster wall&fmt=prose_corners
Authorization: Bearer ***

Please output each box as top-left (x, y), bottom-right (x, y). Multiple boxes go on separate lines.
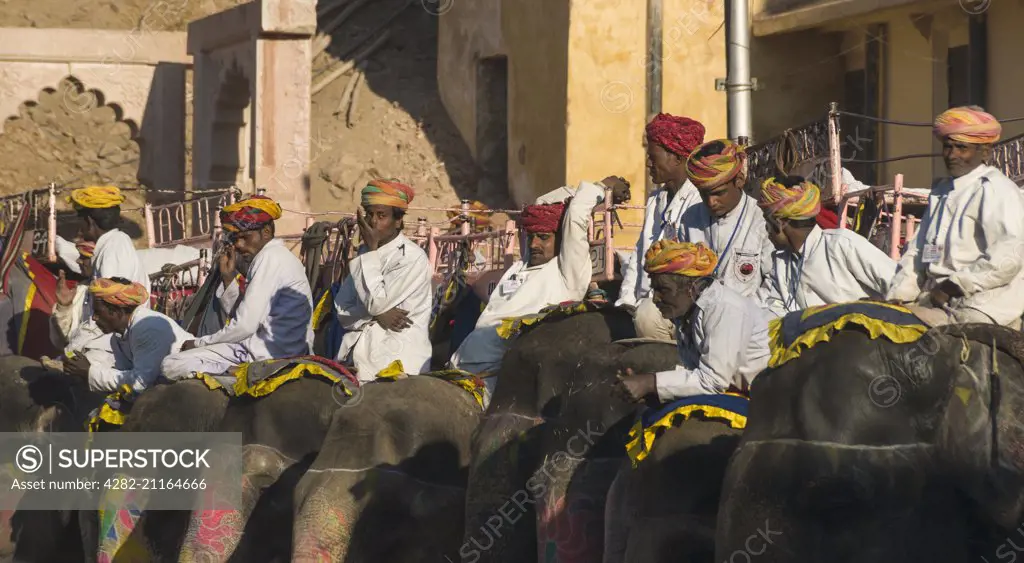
top-left (662, 0), bottom-right (728, 141)
top-left (501, 0), bottom-right (569, 205)
top-left (987, 0), bottom-right (1024, 141)
top-left (437, 0), bottom-right (505, 161)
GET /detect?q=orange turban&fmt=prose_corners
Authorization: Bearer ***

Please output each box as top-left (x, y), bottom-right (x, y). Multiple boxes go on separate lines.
top-left (76, 241), bottom-right (95, 258)
top-left (687, 140), bottom-right (746, 190)
top-left (759, 177), bottom-right (821, 221)
top-left (933, 106), bottom-right (1002, 145)
top-left (361, 179), bottom-right (415, 210)
top-left (68, 185), bottom-right (125, 209)
top-left (644, 240), bottom-right (718, 277)
top-left (448, 201), bottom-right (491, 230)
top-left (220, 195), bottom-right (283, 233)
top-left (89, 278), bottom-right (149, 307)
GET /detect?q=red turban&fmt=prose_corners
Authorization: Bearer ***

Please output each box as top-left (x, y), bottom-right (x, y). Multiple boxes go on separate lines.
top-left (220, 195), bottom-right (283, 233)
top-left (520, 202), bottom-right (565, 234)
top-left (646, 113), bottom-right (706, 158)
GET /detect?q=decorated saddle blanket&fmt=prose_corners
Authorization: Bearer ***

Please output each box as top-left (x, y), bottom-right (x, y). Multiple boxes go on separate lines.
top-left (86, 356), bottom-right (359, 432)
top-left (496, 292), bottom-right (611, 341)
top-left (625, 392), bottom-right (748, 468)
top-left (375, 359), bottom-right (488, 409)
top-left (768, 301), bottom-right (928, 369)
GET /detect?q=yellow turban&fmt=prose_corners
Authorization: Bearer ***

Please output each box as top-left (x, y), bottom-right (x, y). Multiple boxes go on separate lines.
top-left (933, 106), bottom-right (1002, 145)
top-left (89, 278), bottom-right (149, 307)
top-left (67, 186), bottom-right (125, 209)
top-left (220, 195), bottom-right (283, 233)
top-left (644, 240), bottom-right (718, 277)
top-left (686, 140), bottom-right (747, 190)
top-left (759, 177), bottom-right (821, 221)
top-left (361, 179), bottom-right (415, 210)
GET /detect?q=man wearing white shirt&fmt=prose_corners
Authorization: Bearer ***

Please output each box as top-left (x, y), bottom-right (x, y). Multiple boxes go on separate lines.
top-left (63, 277), bottom-right (192, 393)
top-left (756, 176), bottom-right (897, 317)
top-left (450, 177), bottom-right (630, 394)
top-left (680, 140), bottom-right (773, 298)
top-left (161, 195), bottom-right (314, 379)
top-left (886, 106), bottom-right (1024, 328)
top-left (617, 241), bottom-right (770, 403)
top-left (333, 180), bottom-right (433, 381)
top-left (616, 113), bottom-right (707, 341)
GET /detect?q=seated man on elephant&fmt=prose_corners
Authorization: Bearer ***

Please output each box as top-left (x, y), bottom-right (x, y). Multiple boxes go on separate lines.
top-left (161, 195), bottom-right (314, 380)
top-left (449, 177), bottom-right (630, 392)
top-left (617, 241), bottom-right (770, 402)
top-left (50, 241), bottom-right (96, 352)
top-left (63, 277), bottom-right (192, 393)
top-left (756, 176), bottom-right (897, 316)
top-left (333, 180), bottom-right (433, 381)
top-left (886, 106), bottom-right (1024, 328)
top-left (678, 139), bottom-right (774, 300)
top-left (615, 113), bottom-right (706, 341)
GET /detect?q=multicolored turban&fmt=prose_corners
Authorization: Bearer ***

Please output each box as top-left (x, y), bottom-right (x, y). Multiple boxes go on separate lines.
top-left (687, 140), bottom-right (746, 190)
top-left (361, 179), bottom-right (415, 210)
top-left (67, 185), bottom-right (125, 209)
top-left (759, 177), bottom-right (822, 221)
top-left (76, 241), bottom-right (95, 258)
top-left (933, 106), bottom-right (1002, 145)
top-left (220, 195), bottom-right (283, 234)
top-left (520, 202), bottom-right (566, 234)
top-left (644, 240), bottom-right (718, 277)
top-left (447, 201), bottom-right (491, 229)
top-left (89, 278), bottom-right (149, 307)
top-left (646, 113), bottom-right (706, 158)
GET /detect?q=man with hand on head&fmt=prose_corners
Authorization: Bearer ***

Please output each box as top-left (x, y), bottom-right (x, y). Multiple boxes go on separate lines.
top-left (617, 241), bottom-right (770, 403)
top-left (50, 241), bottom-right (97, 351)
top-left (886, 106), bottom-right (1024, 328)
top-left (333, 180), bottom-right (433, 381)
top-left (161, 194), bottom-right (314, 379)
top-left (64, 277), bottom-right (192, 393)
top-left (757, 176), bottom-right (897, 316)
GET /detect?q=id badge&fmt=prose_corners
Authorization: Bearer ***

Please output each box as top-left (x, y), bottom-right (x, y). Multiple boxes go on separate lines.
top-left (501, 277), bottom-right (523, 296)
top-left (922, 244), bottom-right (943, 264)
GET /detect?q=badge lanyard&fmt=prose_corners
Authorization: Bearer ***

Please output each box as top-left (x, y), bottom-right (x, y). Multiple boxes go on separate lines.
top-left (783, 234), bottom-right (823, 311)
top-left (711, 197), bottom-right (748, 277)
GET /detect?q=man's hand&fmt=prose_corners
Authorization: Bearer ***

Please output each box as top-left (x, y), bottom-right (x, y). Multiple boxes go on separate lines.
top-left (218, 245), bottom-right (237, 286)
top-left (930, 280), bottom-right (964, 308)
top-left (56, 270), bottom-right (75, 308)
top-left (616, 368), bottom-right (657, 402)
top-left (64, 354), bottom-right (90, 380)
top-left (181, 340), bottom-right (197, 352)
top-left (601, 176), bottom-right (631, 205)
top-left (375, 308), bottom-right (412, 332)
top-left (357, 208), bottom-right (380, 251)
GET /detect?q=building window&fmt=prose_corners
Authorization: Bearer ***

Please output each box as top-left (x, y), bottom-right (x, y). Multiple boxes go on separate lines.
top-left (948, 45), bottom-right (970, 108)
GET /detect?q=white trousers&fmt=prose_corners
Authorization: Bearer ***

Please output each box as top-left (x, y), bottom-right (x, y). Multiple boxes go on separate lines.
top-left (633, 297), bottom-right (676, 341)
top-left (161, 342), bottom-right (254, 381)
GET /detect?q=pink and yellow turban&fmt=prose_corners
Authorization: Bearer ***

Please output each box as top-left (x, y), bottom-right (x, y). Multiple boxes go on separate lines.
top-left (644, 240), bottom-right (718, 277)
top-left (89, 278), bottom-right (148, 307)
top-left (361, 179), bottom-right (415, 210)
top-left (67, 185), bottom-right (125, 209)
top-left (759, 177), bottom-right (821, 221)
top-left (686, 140), bottom-right (746, 190)
top-left (76, 241), bottom-right (95, 258)
top-left (220, 195), bottom-right (283, 234)
top-left (933, 106), bottom-right (1002, 145)
top-left (646, 113), bottom-right (706, 158)
top-left (520, 202), bottom-right (566, 234)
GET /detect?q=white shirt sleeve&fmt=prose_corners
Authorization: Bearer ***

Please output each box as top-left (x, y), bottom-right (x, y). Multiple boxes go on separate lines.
top-left (615, 251), bottom-right (639, 307)
top-left (948, 183), bottom-right (1024, 296)
top-left (837, 232), bottom-right (899, 297)
top-left (55, 236), bottom-right (81, 275)
top-left (756, 263), bottom-right (787, 318)
top-left (349, 245), bottom-right (431, 317)
top-left (88, 316), bottom-right (184, 393)
top-left (215, 275), bottom-right (243, 315)
top-left (886, 214), bottom-right (926, 301)
top-left (654, 301), bottom-right (747, 402)
top-left (534, 185), bottom-right (580, 204)
top-left (557, 181), bottom-right (605, 295)
top-left (50, 286), bottom-right (87, 348)
top-left (195, 258), bottom-right (275, 347)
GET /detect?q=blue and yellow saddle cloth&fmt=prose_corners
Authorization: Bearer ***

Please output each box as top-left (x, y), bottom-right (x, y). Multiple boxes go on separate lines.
top-left (497, 294), bottom-right (611, 340)
top-left (625, 393), bottom-right (749, 467)
top-left (87, 384), bottom-right (137, 433)
top-left (194, 355), bottom-right (359, 399)
top-left (376, 360), bottom-right (487, 409)
top-left (768, 301), bottom-right (928, 369)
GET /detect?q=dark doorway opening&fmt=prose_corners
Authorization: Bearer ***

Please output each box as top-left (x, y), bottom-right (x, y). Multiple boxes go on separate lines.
top-left (475, 56), bottom-right (509, 204)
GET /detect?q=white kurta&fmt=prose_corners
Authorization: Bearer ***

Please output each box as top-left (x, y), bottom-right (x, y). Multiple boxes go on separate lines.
top-left (886, 164), bottom-right (1024, 326)
top-left (679, 193), bottom-right (773, 297)
top-left (50, 285), bottom-right (88, 349)
top-left (615, 181), bottom-right (703, 307)
top-left (334, 233), bottom-right (433, 381)
top-left (89, 307), bottom-right (193, 393)
top-left (450, 181), bottom-right (605, 376)
top-left (161, 238), bottom-right (314, 380)
top-left (758, 226), bottom-right (898, 317)
top-left (655, 280), bottom-right (771, 402)
top-left (55, 235), bottom-right (81, 275)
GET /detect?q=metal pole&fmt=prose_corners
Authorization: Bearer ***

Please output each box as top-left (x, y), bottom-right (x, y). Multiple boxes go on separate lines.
top-left (47, 184), bottom-right (56, 263)
top-left (725, 0), bottom-right (752, 140)
top-left (645, 0), bottom-right (663, 198)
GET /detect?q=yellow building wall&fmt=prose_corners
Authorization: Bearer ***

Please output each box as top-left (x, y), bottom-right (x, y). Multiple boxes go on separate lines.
top-left (987, 1), bottom-right (1024, 141)
top-left (661, 0), bottom-right (728, 141)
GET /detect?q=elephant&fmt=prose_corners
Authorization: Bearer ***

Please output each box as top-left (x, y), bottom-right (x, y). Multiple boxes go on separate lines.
top-left (460, 308), bottom-right (681, 563)
top-left (291, 374), bottom-right (483, 562)
top-left (715, 324), bottom-right (1024, 562)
